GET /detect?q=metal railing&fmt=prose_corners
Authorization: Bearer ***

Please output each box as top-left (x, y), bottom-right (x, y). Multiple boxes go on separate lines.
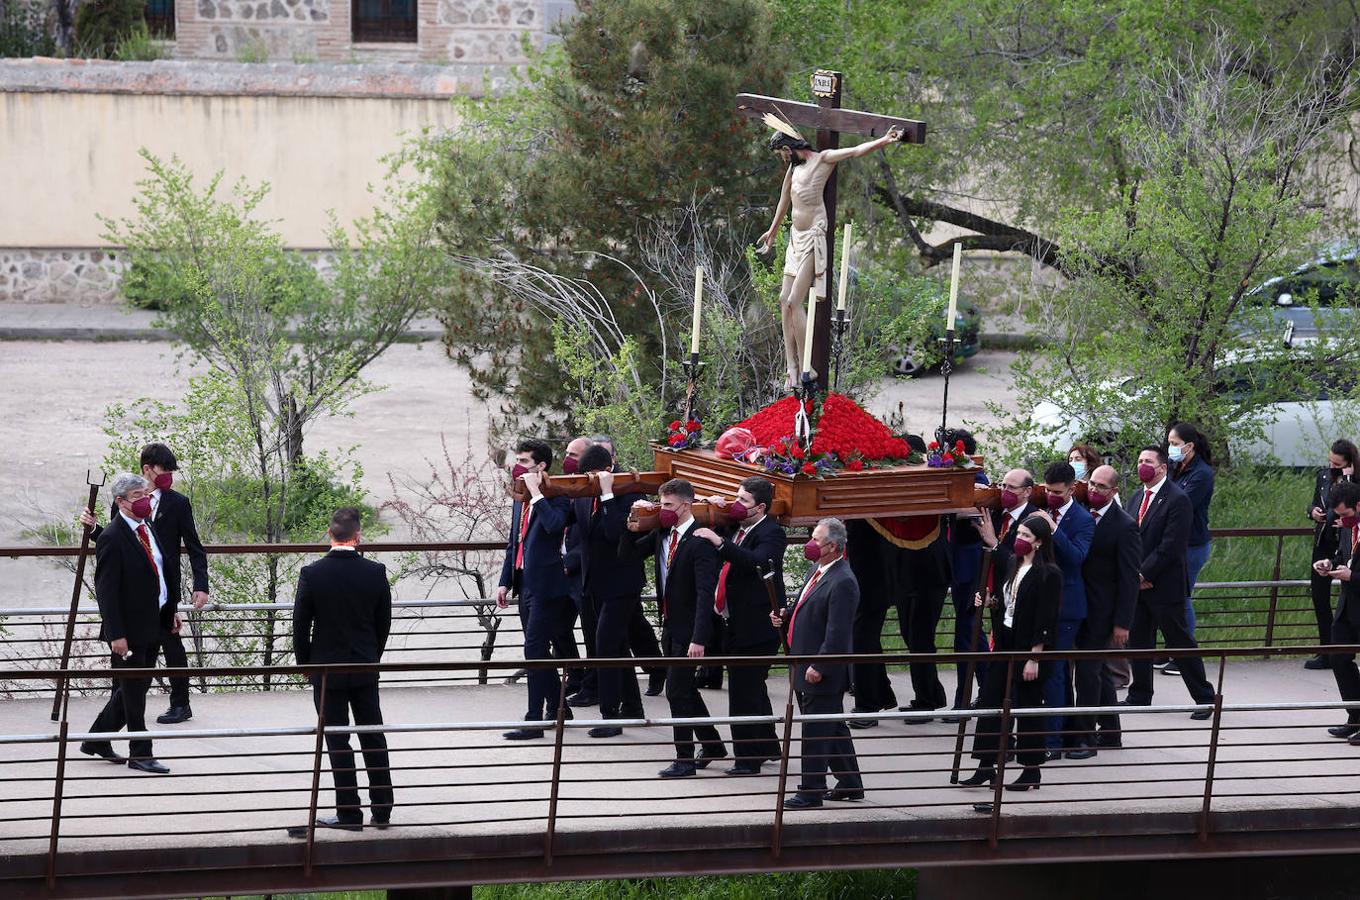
top-left (3, 644), bottom-right (1360, 894)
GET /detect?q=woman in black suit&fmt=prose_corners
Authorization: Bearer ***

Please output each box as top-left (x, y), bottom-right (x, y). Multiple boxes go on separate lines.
top-left (958, 515), bottom-right (1063, 791)
top-left (1307, 439), bottom-right (1360, 668)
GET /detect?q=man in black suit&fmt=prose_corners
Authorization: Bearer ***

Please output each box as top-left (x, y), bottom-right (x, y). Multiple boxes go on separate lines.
top-left (82, 442), bottom-right (210, 725)
top-left (497, 439), bottom-right (578, 740)
top-left (775, 517), bottom-right (864, 809)
top-left (695, 476), bottom-right (786, 774)
top-left (1124, 446), bottom-right (1215, 718)
top-left (287, 507), bottom-right (394, 835)
top-left (571, 445), bottom-right (648, 738)
top-left (83, 473), bottom-right (172, 774)
top-left (1068, 465), bottom-right (1141, 757)
top-left (627, 478), bottom-right (727, 777)
top-left (1316, 481), bottom-right (1360, 742)
top-left (561, 436), bottom-right (597, 707)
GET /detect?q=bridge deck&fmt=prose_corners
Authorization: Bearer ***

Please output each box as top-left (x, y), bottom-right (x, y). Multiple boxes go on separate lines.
top-left (4, 658), bottom-right (1360, 897)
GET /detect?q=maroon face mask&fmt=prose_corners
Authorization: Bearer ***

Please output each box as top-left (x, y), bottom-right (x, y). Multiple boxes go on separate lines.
top-left (129, 496), bottom-right (153, 520)
top-left (1137, 463), bottom-right (1158, 483)
top-left (1000, 489), bottom-right (1021, 510)
top-left (562, 456), bottom-right (579, 476)
top-left (1011, 537), bottom-right (1034, 558)
top-left (153, 472), bottom-right (173, 491)
top-left (1342, 515), bottom-right (1359, 530)
top-left (658, 508), bottom-right (680, 529)
top-left (1045, 491), bottom-right (1065, 511)
top-left (511, 463), bottom-right (529, 480)
top-left (803, 539), bottom-right (822, 562)
top-left (728, 501), bottom-right (750, 522)
top-left (1087, 488), bottom-right (1112, 509)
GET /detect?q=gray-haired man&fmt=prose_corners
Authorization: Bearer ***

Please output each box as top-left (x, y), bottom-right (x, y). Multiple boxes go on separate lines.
top-left (773, 518), bottom-right (864, 809)
top-left (83, 473), bottom-right (172, 774)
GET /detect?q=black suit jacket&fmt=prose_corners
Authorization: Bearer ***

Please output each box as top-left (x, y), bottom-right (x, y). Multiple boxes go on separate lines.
top-left (784, 560), bottom-right (858, 695)
top-left (993, 560), bottom-right (1061, 651)
top-left (1312, 469), bottom-right (1354, 559)
top-left (629, 524), bottom-right (718, 648)
top-left (1082, 503), bottom-right (1142, 634)
top-left (1127, 479), bottom-right (1191, 607)
top-left (93, 489), bottom-right (208, 615)
top-left (716, 515), bottom-right (786, 650)
top-left (293, 549), bottom-right (392, 687)
top-left (94, 515), bottom-right (165, 647)
top-left (571, 492), bottom-right (646, 599)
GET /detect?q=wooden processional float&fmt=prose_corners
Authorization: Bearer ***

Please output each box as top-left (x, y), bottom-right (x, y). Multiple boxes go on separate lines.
top-left (510, 446), bottom-right (1001, 531)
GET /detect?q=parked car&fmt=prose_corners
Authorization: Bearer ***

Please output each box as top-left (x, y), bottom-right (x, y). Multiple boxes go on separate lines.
top-left (1236, 243), bottom-right (1360, 344)
top-left (886, 296), bottom-right (982, 378)
top-left (1029, 353), bottom-right (1356, 467)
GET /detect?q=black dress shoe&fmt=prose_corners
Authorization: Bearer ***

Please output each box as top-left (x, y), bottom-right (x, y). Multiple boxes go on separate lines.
top-left (588, 726), bottom-right (623, 738)
top-left (899, 704), bottom-right (937, 724)
top-left (1329, 724), bottom-right (1360, 738)
top-left (1005, 768), bottom-right (1041, 791)
top-left (370, 816), bottom-right (391, 831)
top-left (128, 758), bottom-right (170, 774)
top-left (724, 763), bottom-right (762, 776)
top-left (619, 705), bottom-right (646, 719)
top-left (783, 793), bottom-right (823, 809)
top-left (1118, 699), bottom-right (1150, 707)
top-left (565, 692), bottom-right (598, 708)
top-left (1065, 745), bottom-right (1098, 760)
top-left (957, 767), bottom-right (995, 787)
top-left (1044, 749), bottom-right (1063, 762)
top-left (848, 716), bottom-right (879, 729)
top-left (644, 675), bottom-right (666, 697)
top-left (1306, 654), bottom-right (1332, 670)
top-left (827, 787), bottom-right (865, 801)
top-left (1190, 709), bottom-right (1214, 721)
top-left (972, 802), bottom-right (995, 814)
top-left (658, 761), bottom-right (697, 778)
top-left (695, 745), bottom-right (727, 769)
top-left (156, 705), bottom-right (192, 724)
top-left (502, 728), bottom-right (545, 740)
top-left (286, 815), bottom-right (363, 838)
top-left (1347, 731), bottom-right (1360, 747)
top-left (79, 742), bottom-right (126, 764)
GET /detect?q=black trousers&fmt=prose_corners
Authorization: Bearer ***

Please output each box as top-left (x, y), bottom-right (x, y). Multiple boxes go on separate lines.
top-left (520, 592), bottom-right (576, 720)
top-left (89, 644), bottom-right (155, 760)
top-left (850, 589), bottom-right (899, 712)
top-left (696, 613), bottom-right (726, 688)
top-left (663, 635), bottom-right (722, 761)
top-left (157, 625), bottom-right (191, 708)
top-left (1312, 569), bottom-right (1337, 647)
top-left (951, 578), bottom-right (989, 708)
top-left (594, 592), bottom-right (643, 717)
top-left (313, 679), bottom-right (393, 823)
top-left (571, 586), bottom-right (599, 696)
top-left (1072, 618), bottom-right (1121, 742)
top-left (727, 641), bottom-right (780, 764)
top-left (795, 691), bottom-right (861, 795)
top-left (629, 603), bottom-right (664, 677)
top-left (970, 641), bottom-right (1047, 769)
top-left (1127, 597), bottom-right (1214, 705)
top-left (1330, 616), bottom-right (1360, 724)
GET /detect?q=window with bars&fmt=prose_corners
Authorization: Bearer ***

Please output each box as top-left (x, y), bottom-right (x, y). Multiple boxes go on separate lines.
top-left (144, 0), bottom-right (175, 38)
top-left (352, 0), bottom-right (417, 43)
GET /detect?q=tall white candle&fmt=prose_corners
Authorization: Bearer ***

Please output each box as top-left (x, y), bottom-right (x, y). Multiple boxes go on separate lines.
top-left (837, 222), bottom-right (852, 311)
top-left (802, 285), bottom-right (817, 375)
top-left (946, 242), bottom-right (961, 330)
top-left (690, 265), bottom-right (703, 355)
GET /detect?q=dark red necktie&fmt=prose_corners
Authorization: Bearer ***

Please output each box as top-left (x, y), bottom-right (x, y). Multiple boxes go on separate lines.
top-left (514, 503), bottom-right (531, 570)
top-left (714, 527), bottom-right (746, 614)
top-left (136, 524), bottom-right (160, 579)
top-left (1137, 490), bottom-right (1152, 526)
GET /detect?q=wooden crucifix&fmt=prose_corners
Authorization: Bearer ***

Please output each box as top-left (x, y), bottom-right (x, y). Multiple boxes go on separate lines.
top-left (737, 70), bottom-right (926, 393)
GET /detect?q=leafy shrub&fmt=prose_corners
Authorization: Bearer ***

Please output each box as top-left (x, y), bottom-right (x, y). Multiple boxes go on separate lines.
top-left (0, 0), bottom-right (56, 57)
top-left (113, 22), bottom-right (167, 61)
top-left (74, 0), bottom-right (147, 58)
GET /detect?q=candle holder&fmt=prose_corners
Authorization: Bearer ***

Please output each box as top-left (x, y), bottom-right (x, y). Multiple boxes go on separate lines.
top-left (936, 328), bottom-right (957, 447)
top-left (681, 352), bottom-right (704, 427)
top-left (794, 371), bottom-right (817, 449)
top-left (830, 307), bottom-right (850, 393)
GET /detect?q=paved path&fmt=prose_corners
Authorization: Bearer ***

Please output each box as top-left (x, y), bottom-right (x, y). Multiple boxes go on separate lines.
top-left (2, 658), bottom-right (1357, 862)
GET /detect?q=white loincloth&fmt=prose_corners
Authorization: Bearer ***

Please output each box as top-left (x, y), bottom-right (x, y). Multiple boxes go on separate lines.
top-left (784, 216), bottom-right (827, 298)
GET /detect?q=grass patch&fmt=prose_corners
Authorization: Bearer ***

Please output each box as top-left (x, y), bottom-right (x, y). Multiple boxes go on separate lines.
top-left (475, 869), bottom-right (917, 900)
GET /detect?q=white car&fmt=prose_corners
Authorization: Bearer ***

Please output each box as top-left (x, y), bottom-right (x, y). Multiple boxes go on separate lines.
top-left (1029, 356), bottom-right (1355, 467)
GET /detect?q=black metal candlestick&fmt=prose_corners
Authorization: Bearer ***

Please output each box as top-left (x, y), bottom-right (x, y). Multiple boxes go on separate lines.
top-left (830, 307), bottom-right (850, 393)
top-left (936, 328), bottom-right (957, 447)
top-left (681, 352), bottom-right (703, 427)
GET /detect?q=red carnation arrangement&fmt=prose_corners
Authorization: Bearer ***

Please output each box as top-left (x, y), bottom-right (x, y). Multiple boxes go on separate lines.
top-left (665, 417), bottom-right (702, 450)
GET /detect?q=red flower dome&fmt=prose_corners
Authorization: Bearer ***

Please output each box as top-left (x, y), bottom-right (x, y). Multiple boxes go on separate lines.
top-left (731, 393), bottom-right (913, 464)
top-left (801, 462), bottom-right (817, 476)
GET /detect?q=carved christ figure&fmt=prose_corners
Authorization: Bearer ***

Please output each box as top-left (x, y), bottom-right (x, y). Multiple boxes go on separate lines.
top-left (757, 118), bottom-right (904, 389)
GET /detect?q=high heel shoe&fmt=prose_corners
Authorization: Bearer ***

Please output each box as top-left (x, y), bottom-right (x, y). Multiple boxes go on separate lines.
top-left (958, 767), bottom-right (996, 787)
top-left (1005, 768), bottom-right (1042, 791)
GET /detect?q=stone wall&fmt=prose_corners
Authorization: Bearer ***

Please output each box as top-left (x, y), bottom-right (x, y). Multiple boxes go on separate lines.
top-left (1, 249), bottom-right (125, 304)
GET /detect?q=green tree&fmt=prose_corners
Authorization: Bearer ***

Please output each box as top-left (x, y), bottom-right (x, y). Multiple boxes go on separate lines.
top-left (411, 0), bottom-right (788, 435)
